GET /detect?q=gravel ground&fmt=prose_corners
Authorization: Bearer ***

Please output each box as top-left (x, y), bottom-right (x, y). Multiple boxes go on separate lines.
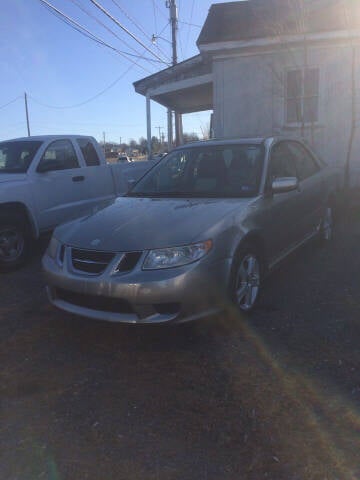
top-left (1, 212), bottom-right (360, 480)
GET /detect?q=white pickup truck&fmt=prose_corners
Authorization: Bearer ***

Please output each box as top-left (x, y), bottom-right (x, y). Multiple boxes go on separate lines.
top-left (0, 135), bottom-right (154, 270)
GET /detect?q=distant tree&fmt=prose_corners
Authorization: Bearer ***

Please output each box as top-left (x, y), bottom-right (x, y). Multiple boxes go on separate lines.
top-left (129, 139), bottom-right (137, 150)
top-left (138, 137), bottom-right (148, 154)
top-left (151, 136), bottom-right (160, 153)
top-left (183, 132), bottom-right (200, 143)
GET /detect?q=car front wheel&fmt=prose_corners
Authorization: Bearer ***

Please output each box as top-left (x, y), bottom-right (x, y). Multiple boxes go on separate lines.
top-left (230, 247), bottom-right (262, 312)
top-left (319, 205), bottom-right (333, 243)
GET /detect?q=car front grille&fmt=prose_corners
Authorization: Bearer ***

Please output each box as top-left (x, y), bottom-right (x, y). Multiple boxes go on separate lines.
top-left (71, 248), bottom-right (115, 274)
top-left (55, 288), bottom-right (134, 314)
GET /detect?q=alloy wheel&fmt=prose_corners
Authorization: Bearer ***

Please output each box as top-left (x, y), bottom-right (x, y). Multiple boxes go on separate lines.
top-left (322, 207), bottom-right (333, 241)
top-left (235, 254), bottom-right (260, 311)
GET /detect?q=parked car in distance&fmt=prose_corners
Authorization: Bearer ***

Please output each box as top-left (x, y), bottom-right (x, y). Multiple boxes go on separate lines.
top-left (151, 152), bottom-right (167, 162)
top-left (43, 136), bottom-right (339, 324)
top-left (0, 135), bottom-right (154, 270)
top-left (117, 154), bottom-right (131, 164)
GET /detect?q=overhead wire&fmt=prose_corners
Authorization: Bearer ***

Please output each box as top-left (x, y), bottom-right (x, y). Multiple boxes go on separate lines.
top-left (30, 0), bottom-right (169, 110)
top-left (151, 0), bottom-right (158, 33)
top-left (0, 96), bottom-right (22, 110)
top-left (28, 62), bottom-right (139, 109)
top-left (176, 0), bottom-right (185, 62)
top-left (88, 0), bottom-right (169, 64)
top-left (39, 0), bottom-right (158, 73)
top-left (153, 0), bottom-right (168, 20)
top-left (68, 0), bottom-right (162, 68)
top-left (178, 19), bottom-right (201, 28)
top-left (148, 0), bottom-right (171, 61)
top-left (184, 0), bottom-right (195, 57)
top-left (108, 0), bottom-right (171, 61)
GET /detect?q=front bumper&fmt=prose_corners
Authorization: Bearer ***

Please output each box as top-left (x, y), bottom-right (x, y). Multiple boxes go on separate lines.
top-left (42, 248), bottom-right (231, 324)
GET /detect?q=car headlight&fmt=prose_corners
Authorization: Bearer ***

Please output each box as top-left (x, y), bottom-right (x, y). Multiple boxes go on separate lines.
top-left (47, 237), bottom-right (60, 259)
top-left (143, 240), bottom-right (212, 270)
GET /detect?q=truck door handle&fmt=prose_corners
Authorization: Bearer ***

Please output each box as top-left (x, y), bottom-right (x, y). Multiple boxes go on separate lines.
top-left (72, 175), bottom-right (85, 182)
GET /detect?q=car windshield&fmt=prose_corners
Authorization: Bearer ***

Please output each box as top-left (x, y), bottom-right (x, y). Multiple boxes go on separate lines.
top-left (0, 140), bottom-right (43, 173)
top-left (129, 144), bottom-right (264, 198)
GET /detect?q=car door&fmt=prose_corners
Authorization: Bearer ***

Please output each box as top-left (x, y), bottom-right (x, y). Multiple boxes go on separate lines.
top-left (75, 137), bottom-right (115, 208)
top-left (287, 141), bottom-right (324, 238)
top-left (261, 141), bottom-right (303, 264)
top-left (33, 139), bottom-right (89, 231)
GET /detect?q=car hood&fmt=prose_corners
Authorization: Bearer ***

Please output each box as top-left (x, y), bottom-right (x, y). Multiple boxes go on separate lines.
top-left (0, 173), bottom-right (27, 183)
top-left (55, 196), bottom-right (253, 251)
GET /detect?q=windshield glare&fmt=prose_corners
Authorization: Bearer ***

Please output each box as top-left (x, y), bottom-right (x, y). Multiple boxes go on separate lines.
top-left (130, 144), bottom-right (264, 198)
top-left (0, 141), bottom-right (43, 173)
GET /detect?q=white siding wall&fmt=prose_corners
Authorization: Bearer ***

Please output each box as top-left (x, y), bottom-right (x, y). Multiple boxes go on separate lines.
top-left (212, 43), bottom-right (360, 186)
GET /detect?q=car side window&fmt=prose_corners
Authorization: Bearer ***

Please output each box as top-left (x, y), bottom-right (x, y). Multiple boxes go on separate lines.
top-left (38, 140), bottom-right (79, 172)
top-left (288, 142), bottom-right (320, 181)
top-left (268, 142), bottom-right (297, 182)
top-left (77, 138), bottom-right (100, 166)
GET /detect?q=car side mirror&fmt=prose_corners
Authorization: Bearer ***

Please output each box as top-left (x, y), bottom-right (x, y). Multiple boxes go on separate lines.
top-left (271, 177), bottom-right (299, 194)
top-left (37, 159), bottom-right (63, 173)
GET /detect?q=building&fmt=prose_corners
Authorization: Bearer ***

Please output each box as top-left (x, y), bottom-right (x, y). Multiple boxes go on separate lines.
top-left (134, 0), bottom-right (360, 186)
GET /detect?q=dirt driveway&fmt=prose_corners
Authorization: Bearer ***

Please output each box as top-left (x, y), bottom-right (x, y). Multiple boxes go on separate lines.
top-left (1, 213), bottom-right (360, 480)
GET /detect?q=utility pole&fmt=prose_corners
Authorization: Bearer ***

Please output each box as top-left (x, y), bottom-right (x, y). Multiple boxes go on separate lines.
top-left (155, 126), bottom-right (163, 143)
top-left (169, 0), bottom-right (177, 66)
top-left (166, 0), bottom-right (182, 147)
top-left (103, 131), bottom-right (106, 154)
top-left (24, 92), bottom-right (30, 137)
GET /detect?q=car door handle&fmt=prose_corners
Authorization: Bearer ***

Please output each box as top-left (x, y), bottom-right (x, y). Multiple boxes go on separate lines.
top-left (72, 175), bottom-right (85, 182)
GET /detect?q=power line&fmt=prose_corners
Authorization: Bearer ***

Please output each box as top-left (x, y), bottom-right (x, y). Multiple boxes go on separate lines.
top-left (69, 0), bottom-right (161, 68)
top-left (109, 0), bottom-right (153, 42)
top-left (38, 0), bottom-right (157, 72)
top-left (151, 0), bottom-right (158, 33)
top-left (184, 0), bottom-right (195, 56)
top-left (0, 96), bottom-right (22, 110)
top-left (28, 64), bottom-right (136, 109)
top-left (178, 19), bottom-right (201, 28)
top-left (108, 0), bottom-right (171, 61)
top-left (89, 0), bottom-right (169, 64)
top-left (153, 0), bottom-right (168, 20)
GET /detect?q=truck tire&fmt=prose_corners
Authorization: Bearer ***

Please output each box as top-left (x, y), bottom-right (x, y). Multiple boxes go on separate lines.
top-left (0, 213), bottom-right (32, 271)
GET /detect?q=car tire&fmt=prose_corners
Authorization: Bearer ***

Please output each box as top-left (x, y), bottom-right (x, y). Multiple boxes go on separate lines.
top-left (0, 213), bottom-right (32, 272)
top-left (318, 203), bottom-right (334, 245)
top-left (229, 244), bottom-right (263, 313)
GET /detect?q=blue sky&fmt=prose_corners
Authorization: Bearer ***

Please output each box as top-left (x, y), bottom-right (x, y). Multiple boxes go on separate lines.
top-left (0, 0), bottom-right (214, 144)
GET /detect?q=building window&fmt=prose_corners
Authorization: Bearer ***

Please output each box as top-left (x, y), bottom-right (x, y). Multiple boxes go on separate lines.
top-left (286, 68), bottom-right (319, 123)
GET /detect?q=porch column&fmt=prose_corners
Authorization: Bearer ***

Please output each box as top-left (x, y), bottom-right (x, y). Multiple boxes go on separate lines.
top-left (146, 92), bottom-right (152, 158)
top-left (167, 108), bottom-right (173, 151)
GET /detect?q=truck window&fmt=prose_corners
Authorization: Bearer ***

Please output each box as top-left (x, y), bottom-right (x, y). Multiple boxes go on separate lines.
top-left (0, 141), bottom-right (43, 173)
top-left (38, 140), bottom-right (79, 171)
top-left (77, 138), bottom-right (100, 166)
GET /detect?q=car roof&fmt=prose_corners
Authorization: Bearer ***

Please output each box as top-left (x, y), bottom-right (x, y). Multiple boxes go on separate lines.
top-left (173, 136), bottom-right (308, 150)
top-left (175, 137), bottom-right (269, 149)
top-left (2, 135), bottom-right (95, 142)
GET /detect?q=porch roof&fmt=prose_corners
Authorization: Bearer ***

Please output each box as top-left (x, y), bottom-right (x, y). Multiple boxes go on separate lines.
top-left (133, 55), bottom-right (213, 114)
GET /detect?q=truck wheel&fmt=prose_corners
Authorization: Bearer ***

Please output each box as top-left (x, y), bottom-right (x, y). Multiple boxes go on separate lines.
top-left (0, 214), bottom-right (31, 271)
top-left (229, 244), bottom-right (263, 312)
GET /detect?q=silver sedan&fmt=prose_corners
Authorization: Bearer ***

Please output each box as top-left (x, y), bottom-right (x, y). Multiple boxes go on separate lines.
top-left (42, 137), bottom-right (338, 324)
